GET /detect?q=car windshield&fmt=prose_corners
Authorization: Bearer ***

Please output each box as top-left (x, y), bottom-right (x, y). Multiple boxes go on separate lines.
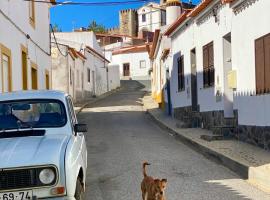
top-left (0, 100), bottom-right (67, 131)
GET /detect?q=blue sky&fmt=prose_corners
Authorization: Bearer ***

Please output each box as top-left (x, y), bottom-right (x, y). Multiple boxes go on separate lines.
top-left (50, 0), bottom-right (201, 32)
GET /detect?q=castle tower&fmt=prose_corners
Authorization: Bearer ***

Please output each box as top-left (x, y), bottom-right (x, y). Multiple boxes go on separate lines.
top-left (166, 0), bottom-right (182, 25)
top-left (119, 9), bottom-right (138, 37)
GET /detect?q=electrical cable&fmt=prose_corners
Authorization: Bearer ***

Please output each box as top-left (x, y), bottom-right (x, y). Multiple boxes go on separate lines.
top-left (0, 8), bottom-right (51, 56)
top-left (50, 24), bottom-right (69, 57)
top-left (23, 0), bottom-right (158, 6)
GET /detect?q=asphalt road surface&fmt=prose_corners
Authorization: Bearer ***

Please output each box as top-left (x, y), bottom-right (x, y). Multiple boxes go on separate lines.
top-left (77, 81), bottom-right (270, 200)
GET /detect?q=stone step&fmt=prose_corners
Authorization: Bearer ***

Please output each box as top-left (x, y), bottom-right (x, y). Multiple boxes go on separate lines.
top-left (200, 134), bottom-right (224, 142)
top-left (212, 125), bottom-right (236, 137)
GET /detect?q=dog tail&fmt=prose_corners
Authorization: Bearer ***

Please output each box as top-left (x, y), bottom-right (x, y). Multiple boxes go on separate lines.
top-left (143, 162), bottom-right (151, 177)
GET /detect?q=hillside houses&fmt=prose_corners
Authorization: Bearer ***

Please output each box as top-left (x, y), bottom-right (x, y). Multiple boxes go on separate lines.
top-left (0, 0), bottom-right (55, 92)
top-left (150, 0), bottom-right (270, 150)
top-left (51, 32), bottom-right (120, 103)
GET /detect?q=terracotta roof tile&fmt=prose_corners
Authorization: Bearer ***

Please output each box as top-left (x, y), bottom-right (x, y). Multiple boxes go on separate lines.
top-left (112, 44), bottom-right (149, 55)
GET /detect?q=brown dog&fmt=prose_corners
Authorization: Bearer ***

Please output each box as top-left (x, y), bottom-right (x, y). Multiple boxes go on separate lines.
top-left (141, 162), bottom-right (167, 200)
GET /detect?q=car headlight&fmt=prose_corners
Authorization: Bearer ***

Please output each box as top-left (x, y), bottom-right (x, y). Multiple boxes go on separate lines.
top-left (39, 168), bottom-right (56, 185)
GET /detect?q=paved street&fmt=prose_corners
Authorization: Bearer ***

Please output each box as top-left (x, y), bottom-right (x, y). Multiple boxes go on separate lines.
top-left (77, 81), bottom-right (270, 200)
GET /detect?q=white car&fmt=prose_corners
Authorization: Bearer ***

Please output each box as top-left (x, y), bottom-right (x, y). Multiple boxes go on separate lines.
top-left (0, 90), bottom-right (87, 200)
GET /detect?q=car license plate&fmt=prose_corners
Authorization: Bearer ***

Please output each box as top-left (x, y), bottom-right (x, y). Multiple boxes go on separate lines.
top-left (0, 190), bottom-right (32, 200)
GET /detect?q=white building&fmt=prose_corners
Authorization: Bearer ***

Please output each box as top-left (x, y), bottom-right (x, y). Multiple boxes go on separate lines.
top-left (0, 0), bottom-right (54, 92)
top-left (137, 2), bottom-right (166, 33)
top-left (159, 0), bottom-right (270, 150)
top-left (112, 44), bottom-right (151, 80)
top-left (51, 32), bottom-right (119, 101)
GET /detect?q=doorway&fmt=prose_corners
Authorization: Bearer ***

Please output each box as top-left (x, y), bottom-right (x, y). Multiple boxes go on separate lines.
top-left (190, 48), bottom-right (198, 111)
top-left (223, 33), bottom-right (234, 118)
top-left (123, 63), bottom-right (130, 76)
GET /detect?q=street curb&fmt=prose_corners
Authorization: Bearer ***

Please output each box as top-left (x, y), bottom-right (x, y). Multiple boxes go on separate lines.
top-left (145, 109), bottom-right (249, 179)
top-left (76, 87), bottom-right (123, 114)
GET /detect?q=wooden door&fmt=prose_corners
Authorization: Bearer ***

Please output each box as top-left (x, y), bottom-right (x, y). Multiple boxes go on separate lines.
top-left (123, 63), bottom-right (130, 76)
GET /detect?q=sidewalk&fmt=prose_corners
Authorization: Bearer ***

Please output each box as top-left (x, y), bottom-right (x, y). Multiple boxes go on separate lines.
top-left (143, 94), bottom-right (270, 193)
top-left (74, 87), bottom-right (122, 114)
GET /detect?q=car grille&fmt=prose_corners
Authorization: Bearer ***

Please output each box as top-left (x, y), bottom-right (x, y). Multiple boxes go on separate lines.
top-left (0, 167), bottom-right (57, 191)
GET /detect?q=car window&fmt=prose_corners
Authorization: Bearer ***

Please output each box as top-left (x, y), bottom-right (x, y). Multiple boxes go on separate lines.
top-left (66, 97), bottom-right (77, 126)
top-left (0, 100), bottom-right (67, 130)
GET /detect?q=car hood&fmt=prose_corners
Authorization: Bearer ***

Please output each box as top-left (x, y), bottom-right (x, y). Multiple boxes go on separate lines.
top-left (0, 134), bottom-right (70, 169)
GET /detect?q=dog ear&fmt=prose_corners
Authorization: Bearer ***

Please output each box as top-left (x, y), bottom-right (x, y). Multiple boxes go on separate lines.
top-left (161, 179), bottom-right (167, 183)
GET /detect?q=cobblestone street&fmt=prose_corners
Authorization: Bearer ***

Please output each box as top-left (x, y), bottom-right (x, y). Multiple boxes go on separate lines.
top-left (77, 81), bottom-right (270, 200)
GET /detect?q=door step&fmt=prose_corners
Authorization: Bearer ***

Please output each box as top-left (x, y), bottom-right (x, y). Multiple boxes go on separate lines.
top-left (200, 134), bottom-right (224, 142)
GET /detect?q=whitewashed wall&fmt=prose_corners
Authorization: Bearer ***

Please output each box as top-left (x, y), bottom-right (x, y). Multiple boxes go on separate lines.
top-left (108, 64), bottom-right (120, 91)
top-left (112, 51), bottom-right (151, 80)
top-left (51, 45), bottom-right (69, 93)
top-left (170, 1), bottom-right (233, 112)
top-left (232, 0), bottom-right (270, 126)
top-left (54, 32), bottom-right (103, 54)
top-left (83, 50), bottom-right (96, 97)
top-left (138, 3), bottom-right (162, 32)
top-left (74, 57), bottom-right (85, 102)
top-left (0, 0), bottom-right (51, 91)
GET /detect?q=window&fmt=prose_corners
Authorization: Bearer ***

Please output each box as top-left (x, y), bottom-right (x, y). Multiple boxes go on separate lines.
top-left (45, 70), bottom-right (50, 90)
top-left (142, 14), bottom-right (146, 22)
top-left (31, 62), bottom-right (38, 90)
top-left (140, 60), bottom-right (146, 69)
top-left (22, 45), bottom-right (28, 90)
top-left (0, 100), bottom-right (67, 130)
top-left (255, 33), bottom-right (270, 94)
top-left (1, 44), bottom-right (12, 92)
top-left (29, 0), bottom-right (35, 28)
top-left (87, 68), bottom-right (91, 83)
top-left (177, 55), bottom-right (185, 91)
top-left (203, 42), bottom-right (215, 88)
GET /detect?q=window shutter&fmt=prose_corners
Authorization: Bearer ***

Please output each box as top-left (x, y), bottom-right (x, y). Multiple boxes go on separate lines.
top-left (255, 38), bottom-right (265, 94)
top-left (264, 34), bottom-right (270, 93)
top-left (203, 47), bottom-right (208, 69)
top-left (181, 56), bottom-right (185, 90)
top-left (208, 43), bottom-right (214, 67)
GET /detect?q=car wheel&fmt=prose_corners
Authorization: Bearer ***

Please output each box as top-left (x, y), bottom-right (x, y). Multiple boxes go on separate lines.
top-left (74, 178), bottom-right (85, 200)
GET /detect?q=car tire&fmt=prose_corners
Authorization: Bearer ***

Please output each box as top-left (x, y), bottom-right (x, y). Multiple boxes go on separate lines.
top-left (75, 178), bottom-right (84, 200)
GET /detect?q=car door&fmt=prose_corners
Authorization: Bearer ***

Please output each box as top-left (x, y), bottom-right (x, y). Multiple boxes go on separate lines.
top-left (66, 97), bottom-right (87, 188)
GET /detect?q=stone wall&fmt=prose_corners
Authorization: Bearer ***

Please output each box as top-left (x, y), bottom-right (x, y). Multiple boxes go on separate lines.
top-left (238, 125), bottom-right (270, 151)
top-left (119, 9), bottom-right (138, 36)
top-left (174, 106), bottom-right (270, 150)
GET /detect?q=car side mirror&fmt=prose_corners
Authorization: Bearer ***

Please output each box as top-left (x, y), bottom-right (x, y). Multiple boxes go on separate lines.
top-left (74, 124), bottom-right (88, 133)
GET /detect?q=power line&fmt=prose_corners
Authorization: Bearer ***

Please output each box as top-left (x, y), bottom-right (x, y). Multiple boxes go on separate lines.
top-left (0, 8), bottom-right (50, 56)
top-left (50, 24), bottom-right (69, 57)
top-left (23, 0), bottom-right (157, 6)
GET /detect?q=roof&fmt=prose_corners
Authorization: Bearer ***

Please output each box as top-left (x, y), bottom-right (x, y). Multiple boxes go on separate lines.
top-left (112, 44), bottom-right (149, 55)
top-left (149, 29), bottom-right (161, 59)
top-left (187, 0), bottom-right (233, 18)
top-left (164, 11), bottom-right (190, 36)
top-left (164, 0), bottom-right (233, 36)
top-left (96, 33), bottom-right (145, 41)
top-left (76, 51), bottom-right (87, 60)
top-left (68, 48), bottom-right (78, 60)
top-left (85, 46), bottom-right (110, 63)
top-left (0, 90), bottom-right (67, 102)
top-left (138, 2), bottom-right (164, 11)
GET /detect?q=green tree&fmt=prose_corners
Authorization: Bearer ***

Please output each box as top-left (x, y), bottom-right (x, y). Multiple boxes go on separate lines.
top-left (51, 24), bottom-right (62, 32)
top-left (87, 20), bottom-right (106, 33)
